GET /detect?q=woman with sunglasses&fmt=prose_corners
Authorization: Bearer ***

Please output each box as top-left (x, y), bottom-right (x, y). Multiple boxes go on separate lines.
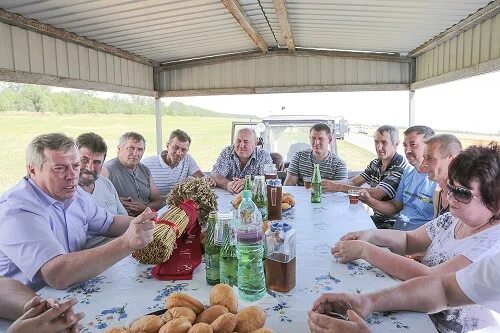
top-left (332, 143), bottom-right (500, 333)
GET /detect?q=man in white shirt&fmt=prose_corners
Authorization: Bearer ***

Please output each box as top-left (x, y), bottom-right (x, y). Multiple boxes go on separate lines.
top-left (142, 129), bottom-right (214, 197)
top-left (76, 133), bottom-right (128, 248)
top-left (308, 252), bottom-right (500, 332)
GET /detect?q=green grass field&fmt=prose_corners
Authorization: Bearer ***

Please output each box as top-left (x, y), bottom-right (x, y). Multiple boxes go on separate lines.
top-left (0, 113), bottom-right (374, 194)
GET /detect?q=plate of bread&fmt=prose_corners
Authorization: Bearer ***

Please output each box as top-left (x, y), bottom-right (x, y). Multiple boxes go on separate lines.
top-left (108, 283), bottom-right (274, 333)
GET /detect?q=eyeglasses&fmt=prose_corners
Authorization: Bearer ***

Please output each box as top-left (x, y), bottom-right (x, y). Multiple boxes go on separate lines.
top-left (446, 182), bottom-right (481, 204)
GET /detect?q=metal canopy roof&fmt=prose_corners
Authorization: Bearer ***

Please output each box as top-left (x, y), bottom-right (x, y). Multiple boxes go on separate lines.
top-left (0, 0), bottom-right (494, 64)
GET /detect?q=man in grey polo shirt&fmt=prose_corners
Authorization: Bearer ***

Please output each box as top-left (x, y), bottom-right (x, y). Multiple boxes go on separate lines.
top-left (284, 123), bottom-right (348, 186)
top-left (142, 129), bottom-right (215, 197)
top-left (102, 132), bottom-right (163, 216)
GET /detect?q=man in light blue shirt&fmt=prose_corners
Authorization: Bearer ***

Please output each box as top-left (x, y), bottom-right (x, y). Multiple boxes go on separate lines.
top-left (0, 133), bottom-right (156, 291)
top-left (360, 126), bottom-right (437, 230)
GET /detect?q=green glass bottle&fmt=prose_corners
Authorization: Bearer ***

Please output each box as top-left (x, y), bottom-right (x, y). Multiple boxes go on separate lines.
top-left (252, 175), bottom-right (268, 220)
top-left (311, 163), bottom-right (322, 203)
top-left (243, 175), bottom-right (253, 191)
top-left (219, 216), bottom-right (238, 286)
top-left (204, 211), bottom-right (221, 285)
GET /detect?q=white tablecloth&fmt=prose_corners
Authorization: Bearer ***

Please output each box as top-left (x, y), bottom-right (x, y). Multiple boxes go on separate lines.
top-left (1, 187), bottom-right (437, 332)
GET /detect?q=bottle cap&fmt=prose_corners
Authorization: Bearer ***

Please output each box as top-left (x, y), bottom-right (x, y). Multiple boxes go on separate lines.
top-left (241, 190), bottom-right (252, 199)
top-left (266, 179), bottom-right (282, 187)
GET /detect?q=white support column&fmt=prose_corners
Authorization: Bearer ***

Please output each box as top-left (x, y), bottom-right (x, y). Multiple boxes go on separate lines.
top-left (155, 97), bottom-right (163, 155)
top-left (409, 89), bottom-right (416, 126)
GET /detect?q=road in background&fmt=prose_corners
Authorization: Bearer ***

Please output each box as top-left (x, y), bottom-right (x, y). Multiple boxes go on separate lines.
top-left (345, 132), bottom-right (405, 156)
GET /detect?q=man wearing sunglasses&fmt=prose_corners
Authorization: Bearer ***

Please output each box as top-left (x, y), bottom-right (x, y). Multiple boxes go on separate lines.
top-left (422, 134), bottom-right (463, 218)
top-left (359, 126), bottom-right (437, 230)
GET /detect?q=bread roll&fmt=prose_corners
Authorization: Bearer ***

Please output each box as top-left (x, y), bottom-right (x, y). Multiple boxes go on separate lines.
top-left (210, 313), bottom-right (237, 333)
top-left (187, 323), bottom-right (213, 333)
top-left (235, 306), bottom-right (266, 333)
top-left (130, 315), bottom-right (164, 333)
top-left (209, 284), bottom-right (238, 313)
top-left (159, 318), bottom-right (192, 333)
top-left (163, 307), bottom-right (197, 324)
top-left (195, 305), bottom-right (229, 324)
top-left (166, 293), bottom-right (205, 315)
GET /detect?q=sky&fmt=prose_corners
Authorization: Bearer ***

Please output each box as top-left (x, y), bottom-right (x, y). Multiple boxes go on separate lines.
top-left (171, 70), bottom-right (500, 133)
top-left (8, 69), bottom-right (500, 134)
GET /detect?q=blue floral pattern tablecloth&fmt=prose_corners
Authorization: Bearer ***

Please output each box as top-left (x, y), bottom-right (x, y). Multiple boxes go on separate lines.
top-left (30, 188), bottom-right (436, 332)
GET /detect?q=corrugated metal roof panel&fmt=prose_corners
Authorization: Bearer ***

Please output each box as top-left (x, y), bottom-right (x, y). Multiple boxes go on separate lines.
top-left (281, 0), bottom-right (492, 53)
top-left (1, 0), bottom-right (259, 62)
top-left (0, 0), bottom-right (494, 62)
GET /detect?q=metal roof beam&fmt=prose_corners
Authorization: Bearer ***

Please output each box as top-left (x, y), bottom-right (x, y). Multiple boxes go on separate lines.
top-left (272, 0), bottom-right (295, 51)
top-left (220, 0), bottom-right (268, 53)
top-left (160, 48), bottom-right (410, 70)
top-left (409, 0), bottom-right (500, 57)
top-left (0, 8), bottom-right (158, 67)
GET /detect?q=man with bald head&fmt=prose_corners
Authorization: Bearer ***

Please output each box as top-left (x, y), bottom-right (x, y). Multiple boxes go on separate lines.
top-left (211, 128), bottom-right (272, 193)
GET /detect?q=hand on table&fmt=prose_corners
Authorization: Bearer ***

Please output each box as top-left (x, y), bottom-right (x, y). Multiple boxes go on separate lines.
top-left (339, 228), bottom-right (374, 242)
top-left (358, 190), bottom-right (372, 203)
top-left (227, 178), bottom-right (244, 194)
top-left (311, 293), bottom-right (372, 322)
top-left (332, 240), bottom-right (370, 263)
top-left (7, 297), bottom-right (84, 333)
top-left (120, 207), bottom-right (156, 251)
top-left (321, 180), bottom-right (342, 193)
top-left (203, 175), bottom-right (216, 187)
top-left (308, 309), bottom-right (371, 333)
top-left (119, 197), bottom-right (147, 217)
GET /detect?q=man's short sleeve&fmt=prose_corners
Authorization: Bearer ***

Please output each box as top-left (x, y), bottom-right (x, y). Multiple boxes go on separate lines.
top-left (287, 152), bottom-right (301, 176)
top-left (0, 209), bottom-right (66, 281)
top-left (394, 168), bottom-right (408, 202)
top-left (211, 148), bottom-right (230, 177)
top-left (187, 154), bottom-right (201, 176)
top-left (377, 165), bottom-right (406, 199)
top-left (359, 161), bottom-right (375, 182)
top-left (456, 253), bottom-right (500, 313)
top-left (333, 159), bottom-right (348, 180)
top-left (113, 186), bottom-right (127, 215)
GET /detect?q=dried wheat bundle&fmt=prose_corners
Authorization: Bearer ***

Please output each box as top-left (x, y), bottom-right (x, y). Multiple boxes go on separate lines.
top-left (167, 177), bottom-right (218, 226)
top-left (132, 206), bottom-right (189, 264)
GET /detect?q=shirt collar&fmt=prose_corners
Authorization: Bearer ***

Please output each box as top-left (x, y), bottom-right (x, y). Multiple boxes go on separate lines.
top-left (232, 147), bottom-right (258, 161)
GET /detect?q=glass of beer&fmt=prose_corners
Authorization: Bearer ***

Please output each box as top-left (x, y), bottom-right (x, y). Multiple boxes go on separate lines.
top-left (303, 177), bottom-right (312, 189)
top-left (348, 190), bottom-right (360, 204)
top-left (264, 164), bottom-right (277, 180)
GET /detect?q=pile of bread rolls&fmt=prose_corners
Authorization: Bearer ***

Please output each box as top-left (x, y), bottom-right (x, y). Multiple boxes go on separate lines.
top-left (106, 284), bottom-right (273, 333)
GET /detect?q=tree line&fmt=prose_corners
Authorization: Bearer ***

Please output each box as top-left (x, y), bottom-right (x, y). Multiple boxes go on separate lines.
top-left (0, 84), bottom-right (248, 117)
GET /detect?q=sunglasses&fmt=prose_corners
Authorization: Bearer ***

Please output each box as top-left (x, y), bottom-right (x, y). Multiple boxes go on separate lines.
top-left (446, 182), bottom-right (481, 204)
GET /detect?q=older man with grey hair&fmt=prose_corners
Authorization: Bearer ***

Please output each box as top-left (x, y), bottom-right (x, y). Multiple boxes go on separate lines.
top-left (0, 133), bottom-right (155, 291)
top-left (102, 132), bottom-right (163, 216)
top-left (212, 127), bottom-right (272, 193)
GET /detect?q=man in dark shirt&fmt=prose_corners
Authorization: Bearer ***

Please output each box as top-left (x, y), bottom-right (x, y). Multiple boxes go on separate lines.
top-left (322, 125), bottom-right (408, 226)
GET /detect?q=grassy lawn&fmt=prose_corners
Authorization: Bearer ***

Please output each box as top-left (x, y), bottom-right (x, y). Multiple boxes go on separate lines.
top-left (0, 113), bottom-right (375, 194)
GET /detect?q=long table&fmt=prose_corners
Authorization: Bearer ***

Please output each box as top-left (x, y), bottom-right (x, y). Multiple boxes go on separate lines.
top-left (1, 187), bottom-right (437, 332)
